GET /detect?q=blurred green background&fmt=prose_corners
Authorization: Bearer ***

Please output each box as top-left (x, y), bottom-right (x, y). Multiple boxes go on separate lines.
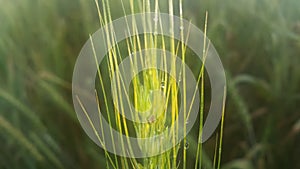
top-left (0, 0), bottom-right (299, 168)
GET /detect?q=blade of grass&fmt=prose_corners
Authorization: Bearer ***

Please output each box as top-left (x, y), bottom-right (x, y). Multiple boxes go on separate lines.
top-left (195, 11), bottom-right (208, 169)
top-left (217, 86), bottom-right (227, 169)
top-left (0, 88), bottom-right (45, 130)
top-left (0, 115), bottom-right (44, 162)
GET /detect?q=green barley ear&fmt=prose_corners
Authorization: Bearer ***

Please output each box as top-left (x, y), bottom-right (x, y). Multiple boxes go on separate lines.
top-left (73, 0), bottom-right (226, 168)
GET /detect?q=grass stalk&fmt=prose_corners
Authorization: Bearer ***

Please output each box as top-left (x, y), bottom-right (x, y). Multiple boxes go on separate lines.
top-left (90, 1), bottom-right (224, 169)
top-left (217, 87), bottom-right (227, 169)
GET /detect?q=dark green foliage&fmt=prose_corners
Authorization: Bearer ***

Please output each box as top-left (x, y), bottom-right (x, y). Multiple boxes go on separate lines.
top-left (0, 0), bottom-right (299, 168)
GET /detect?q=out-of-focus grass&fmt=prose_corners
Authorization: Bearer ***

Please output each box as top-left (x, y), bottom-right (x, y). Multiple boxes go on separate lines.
top-left (193, 1), bottom-right (300, 168)
top-left (0, 0), bottom-right (100, 168)
top-left (0, 0), bottom-right (299, 168)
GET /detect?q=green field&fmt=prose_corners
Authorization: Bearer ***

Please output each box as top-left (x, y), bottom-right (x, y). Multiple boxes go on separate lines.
top-left (0, 0), bottom-right (299, 168)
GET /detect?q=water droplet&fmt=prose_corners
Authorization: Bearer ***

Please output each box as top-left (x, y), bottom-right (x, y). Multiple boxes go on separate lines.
top-left (179, 26), bottom-right (184, 31)
top-left (184, 142), bottom-right (189, 149)
top-left (148, 115), bottom-right (156, 123)
top-left (153, 31), bottom-right (158, 36)
top-left (161, 81), bottom-right (166, 89)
